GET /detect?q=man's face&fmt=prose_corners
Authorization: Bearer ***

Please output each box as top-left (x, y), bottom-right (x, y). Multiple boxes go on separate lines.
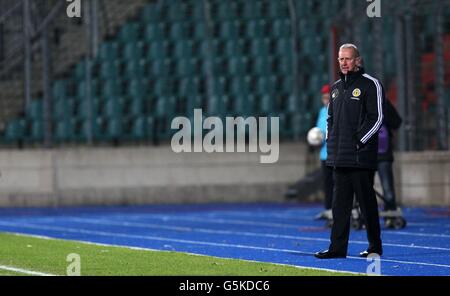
top-left (338, 48), bottom-right (358, 74)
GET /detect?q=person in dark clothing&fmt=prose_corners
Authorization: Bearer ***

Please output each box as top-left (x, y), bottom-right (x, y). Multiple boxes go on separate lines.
top-left (315, 44), bottom-right (384, 259)
top-left (377, 99), bottom-right (402, 213)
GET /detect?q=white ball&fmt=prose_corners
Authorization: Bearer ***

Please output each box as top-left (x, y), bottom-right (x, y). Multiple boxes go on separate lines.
top-left (307, 127), bottom-right (324, 146)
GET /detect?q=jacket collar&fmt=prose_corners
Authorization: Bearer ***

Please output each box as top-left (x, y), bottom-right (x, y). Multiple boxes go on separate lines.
top-left (339, 67), bottom-right (365, 88)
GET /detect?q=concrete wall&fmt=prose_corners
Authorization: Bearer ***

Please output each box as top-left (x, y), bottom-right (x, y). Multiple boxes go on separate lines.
top-left (0, 144), bottom-right (449, 207)
top-left (0, 144), bottom-right (316, 207)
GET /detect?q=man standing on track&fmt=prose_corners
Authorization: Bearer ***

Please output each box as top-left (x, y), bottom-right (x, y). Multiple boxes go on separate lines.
top-left (315, 43), bottom-right (384, 259)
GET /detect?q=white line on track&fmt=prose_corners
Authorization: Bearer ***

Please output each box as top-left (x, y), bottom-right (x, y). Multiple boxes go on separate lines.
top-left (0, 221), bottom-right (450, 271)
top-left (63, 217), bottom-right (450, 252)
top-left (106, 213), bottom-right (450, 239)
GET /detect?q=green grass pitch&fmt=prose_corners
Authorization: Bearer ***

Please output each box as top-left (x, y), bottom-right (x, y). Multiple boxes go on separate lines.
top-left (0, 232), bottom-right (356, 276)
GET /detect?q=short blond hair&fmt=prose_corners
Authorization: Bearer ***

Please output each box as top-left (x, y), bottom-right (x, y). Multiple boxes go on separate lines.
top-left (339, 43), bottom-right (360, 58)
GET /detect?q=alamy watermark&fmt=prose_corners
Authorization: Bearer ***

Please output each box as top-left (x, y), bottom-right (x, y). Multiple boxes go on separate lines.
top-left (366, 253), bottom-right (381, 275)
top-left (171, 109), bottom-right (279, 164)
top-left (66, 0), bottom-right (81, 18)
top-left (366, 0), bottom-right (381, 18)
top-left (66, 253), bottom-right (81, 276)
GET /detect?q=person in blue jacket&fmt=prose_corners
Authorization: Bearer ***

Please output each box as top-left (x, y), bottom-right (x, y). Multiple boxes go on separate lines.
top-left (314, 84), bottom-right (334, 221)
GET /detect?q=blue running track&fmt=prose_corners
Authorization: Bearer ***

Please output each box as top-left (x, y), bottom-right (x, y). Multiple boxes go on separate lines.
top-left (0, 203), bottom-right (449, 276)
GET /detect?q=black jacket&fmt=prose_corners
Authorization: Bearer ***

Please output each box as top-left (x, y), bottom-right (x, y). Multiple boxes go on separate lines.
top-left (326, 68), bottom-right (385, 170)
top-left (378, 99), bottom-right (402, 162)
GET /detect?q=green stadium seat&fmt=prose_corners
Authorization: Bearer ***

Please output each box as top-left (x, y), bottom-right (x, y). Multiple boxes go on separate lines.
top-left (27, 100), bottom-right (43, 120)
top-left (227, 57), bottom-right (249, 76)
top-left (169, 1), bottom-right (193, 22)
top-left (169, 22), bottom-right (189, 40)
top-left (53, 97), bottom-right (75, 120)
top-left (268, 1), bottom-right (289, 19)
top-left (174, 40), bottom-right (195, 58)
top-left (275, 56), bottom-right (293, 75)
top-left (252, 57), bottom-right (275, 76)
top-left (76, 79), bottom-right (101, 99)
top-left (200, 39), bottom-right (223, 56)
top-left (76, 97), bottom-right (102, 119)
top-left (150, 59), bottom-right (173, 77)
top-left (298, 19), bottom-right (311, 37)
top-left (233, 94), bottom-right (255, 115)
top-left (193, 23), bottom-right (207, 40)
top-left (274, 38), bottom-right (292, 56)
top-left (122, 42), bottom-right (145, 61)
top-left (100, 61), bottom-right (121, 80)
top-left (140, 4), bottom-right (163, 23)
top-left (105, 118), bottom-right (123, 140)
top-left (153, 78), bottom-right (175, 97)
top-left (27, 119), bottom-right (44, 142)
top-left (272, 19), bottom-right (291, 38)
top-left (176, 58), bottom-right (198, 77)
top-left (126, 78), bottom-right (149, 99)
top-left (130, 115), bottom-right (147, 140)
top-left (224, 39), bottom-right (247, 57)
top-left (207, 95), bottom-right (229, 116)
top-left (101, 79), bottom-right (123, 98)
top-left (98, 41), bottom-right (119, 61)
top-left (144, 23), bottom-right (166, 43)
top-left (244, 20), bottom-right (268, 39)
top-left (218, 21), bottom-right (241, 39)
top-left (124, 59), bottom-right (147, 79)
top-left (118, 22), bottom-right (140, 43)
top-left (213, 2), bottom-right (240, 20)
top-left (154, 96), bottom-right (176, 118)
top-left (259, 94), bottom-right (274, 114)
top-left (212, 58), bottom-right (227, 73)
top-left (78, 117), bottom-right (104, 142)
top-left (230, 76), bottom-right (252, 96)
top-left (250, 38), bottom-right (272, 57)
top-left (4, 118), bottom-right (25, 142)
top-left (300, 36), bottom-right (321, 55)
top-left (212, 76), bottom-right (227, 96)
top-left (241, 0), bottom-right (264, 19)
top-left (52, 80), bottom-right (70, 100)
top-left (285, 94), bottom-right (297, 113)
top-left (281, 75), bottom-right (294, 95)
top-left (146, 41), bottom-right (170, 60)
top-left (128, 96), bottom-right (146, 117)
top-left (55, 118), bottom-right (75, 142)
top-left (104, 97), bottom-right (124, 119)
top-left (179, 77), bottom-right (201, 98)
top-left (256, 76), bottom-right (278, 96)
top-left (186, 95), bottom-right (204, 113)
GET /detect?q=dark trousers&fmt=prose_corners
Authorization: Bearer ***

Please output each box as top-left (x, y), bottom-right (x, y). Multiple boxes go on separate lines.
top-left (321, 161), bottom-right (334, 210)
top-left (329, 167), bottom-right (382, 254)
top-left (377, 161), bottom-right (397, 211)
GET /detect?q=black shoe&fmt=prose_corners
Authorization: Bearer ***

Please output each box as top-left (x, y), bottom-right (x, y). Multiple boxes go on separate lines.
top-left (314, 250), bottom-right (346, 259)
top-left (359, 250), bottom-right (382, 257)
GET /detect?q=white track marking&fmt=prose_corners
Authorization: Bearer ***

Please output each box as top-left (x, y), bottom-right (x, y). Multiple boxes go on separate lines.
top-left (0, 221), bottom-right (450, 271)
top-left (17, 213), bottom-right (450, 239)
top-left (63, 217), bottom-right (450, 252)
top-left (106, 213), bottom-right (450, 239)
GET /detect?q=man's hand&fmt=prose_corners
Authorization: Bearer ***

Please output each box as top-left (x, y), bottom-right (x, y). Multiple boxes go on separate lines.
top-left (356, 141), bottom-right (364, 151)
